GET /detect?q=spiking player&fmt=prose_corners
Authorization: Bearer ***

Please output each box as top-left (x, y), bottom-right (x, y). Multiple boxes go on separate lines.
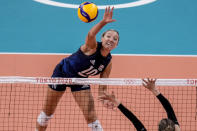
top-left (35, 7), bottom-right (119, 131)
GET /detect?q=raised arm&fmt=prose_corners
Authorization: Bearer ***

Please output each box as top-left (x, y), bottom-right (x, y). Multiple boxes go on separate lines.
top-left (142, 78), bottom-right (180, 131)
top-left (81, 7), bottom-right (116, 52)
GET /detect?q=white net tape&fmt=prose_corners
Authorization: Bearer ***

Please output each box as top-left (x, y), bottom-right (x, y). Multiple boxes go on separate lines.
top-left (0, 76), bottom-right (197, 86)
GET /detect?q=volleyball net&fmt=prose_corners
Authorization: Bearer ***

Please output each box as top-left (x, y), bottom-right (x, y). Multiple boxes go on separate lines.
top-left (0, 76), bottom-right (196, 131)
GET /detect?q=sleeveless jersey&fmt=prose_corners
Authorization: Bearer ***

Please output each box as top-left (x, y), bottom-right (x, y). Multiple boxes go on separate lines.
top-left (60, 42), bottom-right (112, 78)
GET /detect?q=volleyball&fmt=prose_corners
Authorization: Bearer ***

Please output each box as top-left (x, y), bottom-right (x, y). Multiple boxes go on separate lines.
top-left (78, 2), bottom-right (98, 23)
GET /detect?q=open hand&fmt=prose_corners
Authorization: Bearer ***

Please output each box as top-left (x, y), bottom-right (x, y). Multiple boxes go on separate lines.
top-left (142, 78), bottom-right (156, 90)
top-left (102, 6), bottom-right (116, 24)
top-left (98, 91), bottom-right (120, 109)
top-left (142, 78), bottom-right (160, 96)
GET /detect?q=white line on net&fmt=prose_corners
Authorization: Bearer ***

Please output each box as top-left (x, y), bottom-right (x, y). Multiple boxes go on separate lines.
top-left (0, 76), bottom-right (197, 86)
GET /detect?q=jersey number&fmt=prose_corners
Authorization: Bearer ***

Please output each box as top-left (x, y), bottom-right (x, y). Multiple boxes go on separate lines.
top-left (78, 66), bottom-right (98, 77)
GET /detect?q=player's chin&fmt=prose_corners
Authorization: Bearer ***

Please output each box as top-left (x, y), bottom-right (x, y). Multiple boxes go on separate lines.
top-left (106, 45), bottom-right (114, 51)
top-left (106, 47), bottom-right (113, 52)
top-left (109, 47), bottom-right (115, 51)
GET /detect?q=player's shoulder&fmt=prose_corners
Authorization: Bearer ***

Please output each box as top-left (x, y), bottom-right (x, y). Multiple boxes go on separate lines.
top-left (96, 41), bottom-right (102, 48)
top-left (97, 41), bottom-right (102, 44)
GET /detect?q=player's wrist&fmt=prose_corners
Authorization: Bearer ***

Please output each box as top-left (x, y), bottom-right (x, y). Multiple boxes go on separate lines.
top-left (100, 19), bottom-right (108, 25)
top-left (150, 88), bottom-right (160, 96)
top-left (113, 99), bottom-right (121, 107)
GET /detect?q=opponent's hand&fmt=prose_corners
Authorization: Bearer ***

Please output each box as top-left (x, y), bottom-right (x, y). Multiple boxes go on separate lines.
top-left (98, 91), bottom-right (120, 109)
top-left (142, 78), bottom-right (156, 90)
top-left (102, 6), bottom-right (116, 24)
top-left (142, 78), bottom-right (160, 96)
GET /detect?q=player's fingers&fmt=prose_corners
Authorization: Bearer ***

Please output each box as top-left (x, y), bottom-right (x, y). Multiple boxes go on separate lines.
top-left (142, 79), bottom-right (148, 84)
top-left (99, 91), bottom-right (108, 97)
top-left (142, 83), bottom-right (147, 88)
top-left (104, 7), bottom-right (107, 14)
top-left (111, 6), bottom-right (114, 11)
top-left (148, 78), bottom-right (153, 83)
top-left (98, 96), bottom-right (108, 101)
top-left (150, 78), bottom-right (155, 81)
top-left (110, 7), bottom-right (114, 16)
top-left (148, 78), bottom-right (155, 84)
top-left (97, 97), bottom-right (104, 101)
top-left (147, 78), bottom-right (151, 82)
top-left (150, 78), bottom-right (156, 83)
top-left (142, 78), bottom-right (148, 83)
top-left (106, 6), bottom-right (109, 13)
top-left (98, 94), bottom-right (109, 101)
top-left (153, 78), bottom-right (157, 82)
top-left (108, 6), bottom-right (110, 12)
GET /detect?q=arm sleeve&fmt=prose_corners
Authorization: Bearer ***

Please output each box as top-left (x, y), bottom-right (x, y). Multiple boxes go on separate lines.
top-left (118, 104), bottom-right (147, 131)
top-left (157, 93), bottom-right (179, 125)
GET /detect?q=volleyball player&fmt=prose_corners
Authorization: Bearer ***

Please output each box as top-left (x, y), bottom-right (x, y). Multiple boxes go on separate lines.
top-left (98, 78), bottom-right (181, 131)
top-left (35, 7), bottom-right (119, 131)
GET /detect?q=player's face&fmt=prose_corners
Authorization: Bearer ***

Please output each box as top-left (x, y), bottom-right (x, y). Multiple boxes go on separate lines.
top-left (101, 31), bottom-right (119, 51)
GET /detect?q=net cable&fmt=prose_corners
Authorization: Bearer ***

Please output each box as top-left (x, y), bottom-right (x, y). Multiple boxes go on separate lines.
top-left (0, 76), bottom-right (196, 86)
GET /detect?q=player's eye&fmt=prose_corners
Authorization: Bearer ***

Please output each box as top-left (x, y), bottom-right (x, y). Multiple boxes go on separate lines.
top-left (106, 35), bottom-right (111, 38)
top-left (113, 37), bottom-right (118, 41)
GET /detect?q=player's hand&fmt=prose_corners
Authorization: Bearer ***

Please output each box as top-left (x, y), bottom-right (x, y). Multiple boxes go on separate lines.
top-left (142, 78), bottom-right (160, 96)
top-left (102, 6), bottom-right (116, 24)
top-left (142, 78), bottom-right (156, 90)
top-left (98, 91), bottom-right (120, 109)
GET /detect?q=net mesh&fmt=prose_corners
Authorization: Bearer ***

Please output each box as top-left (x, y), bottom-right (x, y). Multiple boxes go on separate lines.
top-left (0, 77), bottom-right (196, 131)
